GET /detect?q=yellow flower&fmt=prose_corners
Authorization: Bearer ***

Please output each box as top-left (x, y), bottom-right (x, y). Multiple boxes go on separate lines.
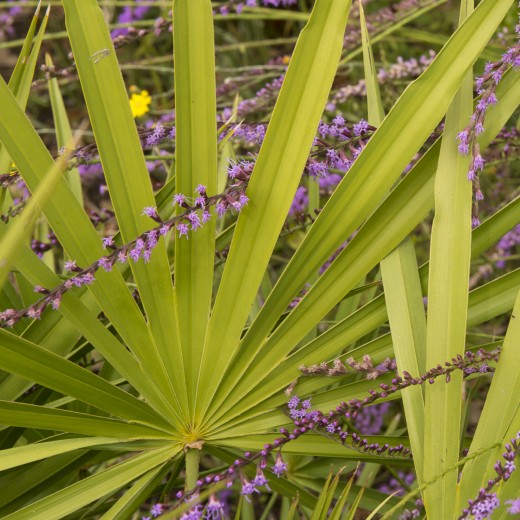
top-left (129, 89), bottom-right (152, 118)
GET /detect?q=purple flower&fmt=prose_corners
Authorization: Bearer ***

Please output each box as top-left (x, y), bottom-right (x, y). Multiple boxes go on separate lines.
top-left (142, 206), bottom-right (159, 219)
top-left (201, 210), bottom-right (211, 223)
top-left (102, 236), bottom-right (115, 249)
top-left (150, 503), bottom-right (163, 517)
top-left (98, 256), bottom-right (115, 272)
top-left (253, 468), bottom-right (270, 489)
top-left (272, 453), bottom-right (287, 477)
top-left (27, 307), bottom-right (43, 320)
top-left (463, 491), bottom-right (499, 520)
top-left (177, 223), bottom-right (190, 238)
top-left (289, 186), bottom-right (308, 216)
top-left (51, 294), bottom-right (62, 310)
top-left (129, 238), bottom-right (145, 262)
top-left (187, 212), bottom-right (202, 231)
top-left (64, 260), bottom-right (78, 272)
top-left (306, 160), bottom-right (328, 178)
top-left (457, 130), bottom-right (468, 143)
top-left (145, 123), bottom-right (166, 148)
top-left (473, 154), bottom-right (485, 171)
top-left (240, 477), bottom-right (260, 501)
top-left (458, 142), bottom-right (470, 155)
top-left (353, 119), bottom-right (369, 136)
top-left (205, 495), bottom-right (224, 519)
top-left (507, 498), bottom-right (520, 514)
top-left (216, 202), bottom-right (227, 218)
top-left (173, 193), bottom-right (186, 207)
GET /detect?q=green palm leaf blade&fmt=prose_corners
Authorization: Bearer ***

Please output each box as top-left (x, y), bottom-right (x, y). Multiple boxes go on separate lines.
top-left (457, 290), bottom-right (520, 509)
top-left (0, 329), bottom-right (173, 431)
top-left (206, 0), bottom-right (515, 422)
top-left (0, 401), bottom-right (172, 438)
top-left (208, 269), bottom-right (520, 435)
top-left (99, 464), bottom-right (169, 520)
top-left (2, 446), bottom-right (177, 520)
top-left (0, 74), bottom-right (183, 427)
top-left (213, 433), bottom-right (412, 465)
top-left (195, 0), bottom-right (354, 421)
top-left (207, 65), bottom-right (520, 426)
top-left (0, 451), bottom-right (95, 513)
top-left (0, 437), bottom-right (127, 472)
top-left (0, 224), bottom-right (174, 418)
top-left (380, 238), bottom-right (427, 482)
top-left (422, 1), bottom-right (474, 513)
top-left (61, 0), bottom-right (188, 421)
top-left (173, 0), bottom-right (217, 414)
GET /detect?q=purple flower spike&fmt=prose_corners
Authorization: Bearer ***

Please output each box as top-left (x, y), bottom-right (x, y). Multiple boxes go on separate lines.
top-left (272, 453), bottom-right (287, 477)
top-left (195, 184), bottom-right (207, 195)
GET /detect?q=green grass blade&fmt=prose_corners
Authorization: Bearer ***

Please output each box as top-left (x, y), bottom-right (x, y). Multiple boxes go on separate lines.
top-left (0, 1), bottom-right (46, 174)
top-left (46, 53), bottom-right (83, 203)
top-left (196, 0), bottom-right (353, 422)
top-left (359, 0), bottom-right (384, 124)
top-left (0, 402), bottom-right (171, 439)
top-left (2, 446), bottom-right (176, 520)
top-left (61, 0), bottom-right (188, 420)
top-left (423, 2), bottom-right (474, 514)
top-left (173, 0), bottom-right (218, 414)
